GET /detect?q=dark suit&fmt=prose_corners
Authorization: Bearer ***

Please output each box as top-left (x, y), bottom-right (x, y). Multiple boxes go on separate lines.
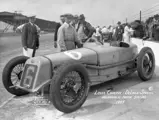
top-left (115, 25), bottom-right (124, 41)
top-left (54, 22), bottom-right (61, 42)
top-left (22, 22), bottom-right (39, 57)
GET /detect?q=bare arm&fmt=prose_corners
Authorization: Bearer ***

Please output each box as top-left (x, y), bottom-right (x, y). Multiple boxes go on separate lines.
top-left (16, 24), bottom-right (25, 33)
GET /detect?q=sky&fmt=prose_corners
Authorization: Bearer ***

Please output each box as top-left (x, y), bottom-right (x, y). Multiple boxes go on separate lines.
top-left (0, 0), bottom-right (159, 26)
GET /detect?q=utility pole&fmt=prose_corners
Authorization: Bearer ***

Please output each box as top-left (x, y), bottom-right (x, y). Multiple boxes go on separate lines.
top-left (112, 20), bottom-right (114, 25)
top-left (140, 10), bottom-right (142, 22)
top-left (126, 18), bottom-right (127, 23)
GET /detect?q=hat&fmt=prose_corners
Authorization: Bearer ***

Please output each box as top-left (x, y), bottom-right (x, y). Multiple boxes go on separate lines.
top-left (28, 14), bottom-right (36, 18)
top-left (78, 14), bottom-right (85, 20)
top-left (60, 14), bottom-right (65, 17)
top-left (74, 15), bottom-right (78, 19)
top-left (63, 13), bottom-right (74, 19)
top-left (117, 21), bottom-right (121, 24)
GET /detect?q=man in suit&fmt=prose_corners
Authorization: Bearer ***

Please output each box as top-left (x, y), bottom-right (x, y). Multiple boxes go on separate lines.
top-left (114, 21), bottom-right (124, 41)
top-left (54, 15), bottom-right (65, 48)
top-left (22, 15), bottom-right (40, 57)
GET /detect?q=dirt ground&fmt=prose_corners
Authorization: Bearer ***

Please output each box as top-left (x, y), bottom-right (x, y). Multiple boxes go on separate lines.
top-left (0, 35), bottom-right (159, 120)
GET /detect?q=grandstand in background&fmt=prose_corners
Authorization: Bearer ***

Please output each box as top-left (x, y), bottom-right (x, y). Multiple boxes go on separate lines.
top-left (0, 11), bottom-right (57, 33)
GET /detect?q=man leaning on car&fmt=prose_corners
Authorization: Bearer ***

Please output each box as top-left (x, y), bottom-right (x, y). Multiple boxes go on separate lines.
top-left (57, 14), bottom-right (82, 52)
top-left (76, 14), bottom-right (95, 43)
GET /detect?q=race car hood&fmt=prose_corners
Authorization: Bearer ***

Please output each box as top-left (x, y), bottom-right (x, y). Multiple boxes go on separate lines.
top-left (44, 47), bottom-right (98, 66)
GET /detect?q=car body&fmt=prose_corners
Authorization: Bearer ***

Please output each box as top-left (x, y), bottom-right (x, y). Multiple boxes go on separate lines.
top-left (18, 42), bottom-right (138, 92)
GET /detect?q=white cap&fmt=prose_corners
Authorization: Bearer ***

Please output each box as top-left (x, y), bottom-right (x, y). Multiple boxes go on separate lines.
top-left (24, 13), bottom-right (36, 18)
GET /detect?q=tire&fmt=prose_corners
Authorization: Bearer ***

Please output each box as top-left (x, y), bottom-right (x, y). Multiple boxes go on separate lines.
top-left (137, 47), bottom-right (155, 81)
top-left (2, 56), bottom-right (29, 96)
top-left (50, 63), bottom-right (90, 113)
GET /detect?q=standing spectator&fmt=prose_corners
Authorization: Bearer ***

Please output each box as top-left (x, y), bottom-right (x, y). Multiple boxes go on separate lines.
top-left (76, 14), bottom-right (95, 43)
top-left (114, 21), bottom-right (124, 41)
top-left (95, 26), bottom-right (102, 36)
top-left (54, 15), bottom-right (65, 48)
top-left (101, 26), bottom-right (111, 42)
top-left (152, 17), bottom-right (159, 41)
top-left (108, 25), bottom-right (114, 40)
top-left (123, 23), bottom-right (134, 43)
top-left (57, 14), bottom-right (82, 52)
top-left (91, 26), bottom-right (102, 44)
top-left (130, 20), bottom-right (144, 38)
top-left (21, 15), bottom-right (40, 57)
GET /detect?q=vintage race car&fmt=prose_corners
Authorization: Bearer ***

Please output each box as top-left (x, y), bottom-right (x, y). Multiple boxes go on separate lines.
top-left (2, 40), bottom-right (155, 113)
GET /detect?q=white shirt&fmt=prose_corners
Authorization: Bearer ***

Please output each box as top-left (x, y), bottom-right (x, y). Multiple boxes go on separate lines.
top-left (101, 27), bottom-right (109, 34)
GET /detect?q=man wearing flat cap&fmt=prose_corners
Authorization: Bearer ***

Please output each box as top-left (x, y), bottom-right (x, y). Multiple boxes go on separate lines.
top-left (76, 14), bottom-right (95, 43)
top-left (21, 15), bottom-right (40, 57)
top-left (57, 13), bottom-right (82, 51)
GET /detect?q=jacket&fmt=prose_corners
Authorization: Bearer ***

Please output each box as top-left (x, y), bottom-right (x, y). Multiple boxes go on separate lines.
top-left (76, 21), bottom-right (95, 38)
top-left (54, 22), bottom-right (61, 42)
top-left (22, 22), bottom-right (39, 49)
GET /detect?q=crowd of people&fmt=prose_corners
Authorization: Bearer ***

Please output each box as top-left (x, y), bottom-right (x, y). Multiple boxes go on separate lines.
top-left (54, 14), bottom-right (95, 51)
top-left (54, 14), bottom-right (136, 52)
top-left (15, 13), bottom-right (159, 57)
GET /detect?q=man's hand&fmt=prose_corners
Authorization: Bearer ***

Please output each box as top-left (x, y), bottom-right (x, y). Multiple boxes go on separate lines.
top-left (81, 37), bottom-right (89, 43)
top-left (23, 46), bottom-right (27, 50)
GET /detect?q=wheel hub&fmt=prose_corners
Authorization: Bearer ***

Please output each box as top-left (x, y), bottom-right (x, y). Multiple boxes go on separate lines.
top-left (60, 71), bottom-right (84, 105)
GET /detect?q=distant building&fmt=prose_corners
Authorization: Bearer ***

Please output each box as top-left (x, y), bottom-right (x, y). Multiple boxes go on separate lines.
top-left (0, 21), bottom-right (14, 33)
top-left (0, 11), bottom-right (57, 33)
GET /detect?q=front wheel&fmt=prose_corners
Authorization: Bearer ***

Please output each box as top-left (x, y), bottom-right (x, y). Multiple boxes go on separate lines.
top-left (49, 63), bottom-right (90, 113)
top-left (2, 56), bottom-right (29, 96)
top-left (137, 47), bottom-right (155, 81)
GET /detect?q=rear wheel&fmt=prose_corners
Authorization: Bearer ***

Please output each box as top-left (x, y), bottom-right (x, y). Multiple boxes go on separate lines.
top-left (50, 63), bottom-right (90, 113)
top-left (137, 47), bottom-right (155, 81)
top-left (2, 56), bottom-right (29, 96)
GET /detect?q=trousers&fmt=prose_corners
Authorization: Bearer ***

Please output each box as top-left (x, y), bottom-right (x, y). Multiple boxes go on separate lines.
top-left (23, 48), bottom-right (36, 57)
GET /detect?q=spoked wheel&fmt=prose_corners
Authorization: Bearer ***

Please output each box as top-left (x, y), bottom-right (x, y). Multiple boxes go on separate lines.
top-left (50, 63), bottom-right (90, 113)
top-left (2, 56), bottom-right (29, 96)
top-left (11, 63), bottom-right (24, 86)
top-left (137, 47), bottom-right (155, 81)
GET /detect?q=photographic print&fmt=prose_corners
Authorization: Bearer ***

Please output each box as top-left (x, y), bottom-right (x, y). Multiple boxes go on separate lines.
top-left (0, 0), bottom-right (159, 120)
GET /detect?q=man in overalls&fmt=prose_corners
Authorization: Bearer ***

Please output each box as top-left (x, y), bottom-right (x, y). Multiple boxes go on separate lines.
top-left (57, 14), bottom-right (82, 52)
